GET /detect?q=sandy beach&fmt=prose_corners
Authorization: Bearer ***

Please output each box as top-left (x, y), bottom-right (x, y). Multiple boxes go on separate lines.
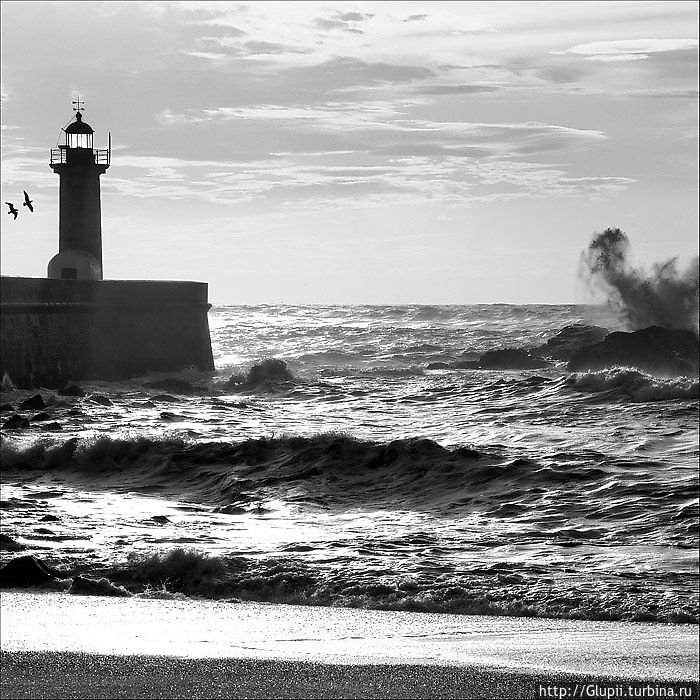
top-left (9, 651), bottom-right (696, 700)
top-left (1, 591), bottom-right (698, 699)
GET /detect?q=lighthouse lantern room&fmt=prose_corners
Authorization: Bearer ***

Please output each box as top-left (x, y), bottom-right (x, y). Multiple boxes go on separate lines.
top-left (48, 103), bottom-right (111, 281)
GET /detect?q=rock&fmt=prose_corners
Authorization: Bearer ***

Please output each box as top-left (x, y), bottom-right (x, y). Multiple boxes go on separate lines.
top-left (44, 422), bottom-right (64, 431)
top-left (151, 394), bottom-right (181, 402)
top-left (0, 534), bottom-right (26, 552)
top-left (34, 527), bottom-right (56, 535)
top-left (58, 385), bottom-right (86, 397)
top-left (2, 414), bottom-right (30, 430)
top-left (567, 326), bottom-right (700, 376)
top-left (68, 575), bottom-right (131, 597)
top-left (31, 412), bottom-right (52, 422)
top-left (143, 379), bottom-right (194, 395)
top-left (0, 555), bottom-right (56, 587)
top-left (225, 359), bottom-right (296, 391)
top-left (89, 394), bottom-right (112, 406)
top-left (150, 515), bottom-right (171, 524)
top-left (216, 504), bottom-right (247, 515)
top-left (19, 394), bottom-right (46, 410)
top-left (0, 404), bottom-right (14, 412)
top-left (476, 348), bottom-right (550, 370)
top-left (426, 362), bottom-right (450, 370)
top-left (531, 324), bottom-right (610, 361)
top-left (39, 514), bottom-right (61, 522)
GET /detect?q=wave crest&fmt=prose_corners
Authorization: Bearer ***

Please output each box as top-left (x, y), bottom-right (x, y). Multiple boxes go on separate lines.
top-left (566, 368), bottom-right (699, 401)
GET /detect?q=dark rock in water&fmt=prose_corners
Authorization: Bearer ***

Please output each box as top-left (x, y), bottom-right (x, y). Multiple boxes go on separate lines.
top-left (143, 379), bottom-right (195, 395)
top-left (89, 394), bottom-right (113, 406)
top-left (31, 412), bottom-right (52, 422)
top-left (43, 422), bottom-right (64, 431)
top-left (531, 324), bottom-right (610, 361)
top-left (216, 504), bottom-right (248, 515)
top-left (19, 394), bottom-right (46, 410)
top-left (225, 358), bottom-right (296, 391)
top-left (0, 403), bottom-right (14, 412)
top-left (68, 575), bottom-right (131, 597)
top-left (477, 348), bottom-right (550, 370)
top-left (0, 555), bottom-right (56, 587)
top-left (150, 515), bottom-right (171, 524)
top-left (151, 394), bottom-right (181, 403)
top-left (2, 414), bottom-right (30, 430)
top-left (39, 514), bottom-right (61, 522)
top-left (159, 411), bottom-right (180, 421)
top-left (58, 385), bottom-right (86, 397)
top-left (0, 534), bottom-right (26, 552)
top-left (34, 527), bottom-right (56, 536)
top-left (567, 326), bottom-right (700, 376)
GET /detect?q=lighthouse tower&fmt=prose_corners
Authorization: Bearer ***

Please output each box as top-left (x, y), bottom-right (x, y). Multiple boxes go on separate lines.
top-left (47, 105), bottom-right (110, 280)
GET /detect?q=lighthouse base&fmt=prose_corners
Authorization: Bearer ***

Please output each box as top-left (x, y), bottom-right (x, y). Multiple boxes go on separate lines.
top-left (0, 277), bottom-right (215, 389)
top-left (47, 249), bottom-right (102, 281)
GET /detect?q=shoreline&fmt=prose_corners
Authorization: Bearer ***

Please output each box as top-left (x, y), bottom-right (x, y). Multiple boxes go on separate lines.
top-left (1, 591), bottom-right (698, 698)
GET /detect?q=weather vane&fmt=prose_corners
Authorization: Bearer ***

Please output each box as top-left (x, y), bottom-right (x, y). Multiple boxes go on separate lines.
top-left (72, 96), bottom-right (84, 113)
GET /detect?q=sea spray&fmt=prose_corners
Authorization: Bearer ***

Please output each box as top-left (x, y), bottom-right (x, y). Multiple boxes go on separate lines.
top-left (579, 228), bottom-right (699, 333)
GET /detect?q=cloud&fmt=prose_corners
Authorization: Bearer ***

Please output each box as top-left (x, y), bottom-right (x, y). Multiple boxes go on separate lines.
top-left (243, 41), bottom-right (311, 55)
top-left (315, 10), bottom-right (375, 34)
top-left (566, 38), bottom-right (698, 61)
top-left (132, 99), bottom-right (628, 214)
top-left (337, 12), bottom-right (374, 23)
top-left (414, 84), bottom-right (498, 95)
top-left (315, 18), bottom-right (363, 34)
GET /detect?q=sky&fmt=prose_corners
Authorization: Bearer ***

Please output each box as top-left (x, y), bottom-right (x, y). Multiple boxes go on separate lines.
top-left (1, 1), bottom-right (697, 304)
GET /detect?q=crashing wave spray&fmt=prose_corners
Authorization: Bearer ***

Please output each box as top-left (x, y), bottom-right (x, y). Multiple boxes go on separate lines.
top-left (579, 228), bottom-right (699, 333)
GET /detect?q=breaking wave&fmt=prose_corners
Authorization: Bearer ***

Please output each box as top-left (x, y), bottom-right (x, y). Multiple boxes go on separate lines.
top-left (566, 368), bottom-right (700, 401)
top-left (579, 227), bottom-right (699, 333)
top-left (22, 547), bottom-right (694, 623)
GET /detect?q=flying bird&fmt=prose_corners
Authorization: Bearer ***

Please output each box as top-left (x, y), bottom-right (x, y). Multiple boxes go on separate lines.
top-left (6, 202), bottom-right (18, 220)
top-left (23, 191), bottom-right (33, 212)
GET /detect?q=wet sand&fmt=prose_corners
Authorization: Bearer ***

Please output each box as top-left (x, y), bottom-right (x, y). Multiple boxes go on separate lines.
top-left (7, 651), bottom-right (694, 700)
top-left (1, 591), bottom-right (698, 699)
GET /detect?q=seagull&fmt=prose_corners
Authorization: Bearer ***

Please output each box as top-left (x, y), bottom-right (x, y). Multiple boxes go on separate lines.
top-left (6, 202), bottom-right (18, 220)
top-left (22, 191), bottom-right (33, 212)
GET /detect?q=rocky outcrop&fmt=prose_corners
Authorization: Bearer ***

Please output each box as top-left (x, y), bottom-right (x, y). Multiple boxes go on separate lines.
top-left (19, 394), bottom-right (46, 410)
top-left (0, 555), bottom-right (56, 587)
top-left (531, 324), bottom-right (609, 361)
top-left (1, 414), bottom-right (30, 431)
top-left (0, 534), bottom-right (26, 552)
top-left (567, 326), bottom-right (699, 376)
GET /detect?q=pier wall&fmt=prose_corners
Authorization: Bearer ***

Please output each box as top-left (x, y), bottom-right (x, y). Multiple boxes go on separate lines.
top-left (0, 276), bottom-right (214, 388)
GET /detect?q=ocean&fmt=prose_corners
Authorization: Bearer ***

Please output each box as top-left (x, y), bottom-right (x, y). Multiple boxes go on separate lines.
top-left (1, 304), bottom-right (698, 625)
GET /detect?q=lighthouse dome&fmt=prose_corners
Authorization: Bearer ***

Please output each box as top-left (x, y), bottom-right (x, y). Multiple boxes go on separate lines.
top-left (65, 112), bottom-right (94, 134)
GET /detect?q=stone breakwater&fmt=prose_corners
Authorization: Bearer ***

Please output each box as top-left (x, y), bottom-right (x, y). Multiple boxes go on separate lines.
top-left (0, 276), bottom-right (214, 388)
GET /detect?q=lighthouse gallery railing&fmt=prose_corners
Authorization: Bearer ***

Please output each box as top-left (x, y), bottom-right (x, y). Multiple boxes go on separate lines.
top-left (50, 148), bottom-right (111, 165)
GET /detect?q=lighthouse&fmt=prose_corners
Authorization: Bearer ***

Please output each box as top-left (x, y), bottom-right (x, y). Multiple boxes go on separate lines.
top-left (1, 100), bottom-right (214, 388)
top-left (47, 104), bottom-right (110, 280)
